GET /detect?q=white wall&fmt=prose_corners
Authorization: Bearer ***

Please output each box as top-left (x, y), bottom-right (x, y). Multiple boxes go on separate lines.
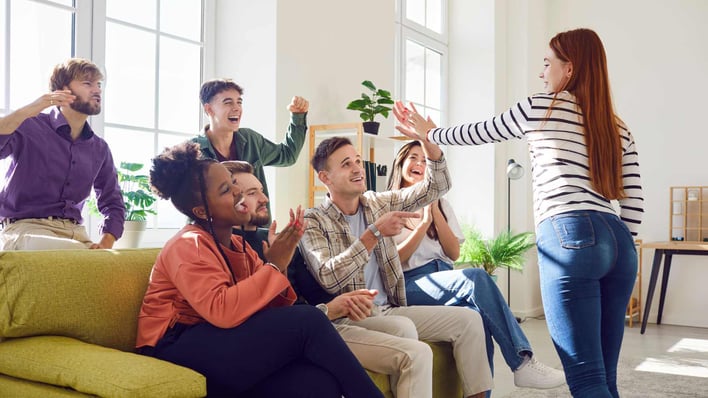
top-left (214, 0), bottom-right (395, 224)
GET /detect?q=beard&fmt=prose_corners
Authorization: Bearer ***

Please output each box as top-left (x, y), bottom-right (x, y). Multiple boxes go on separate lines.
top-left (69, 94), bottom-right (101, 116)
top-left (250, 211), bottom-right (270, 227)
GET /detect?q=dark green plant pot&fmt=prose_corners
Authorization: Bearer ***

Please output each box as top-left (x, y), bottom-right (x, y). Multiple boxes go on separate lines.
top-left (362, 121), bottom-right (380, 135)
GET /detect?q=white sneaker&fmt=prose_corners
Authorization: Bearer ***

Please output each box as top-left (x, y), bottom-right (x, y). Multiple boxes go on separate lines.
top-left (513, 357), bottom-right (566, 389)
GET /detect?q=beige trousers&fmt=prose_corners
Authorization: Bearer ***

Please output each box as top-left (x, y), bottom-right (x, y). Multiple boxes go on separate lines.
top-left (336, 323), bottom-right (433, 398)
top-left (337, 305), bottom-right (494, 397)
top-left (0, 218), bottom-right (92, 250)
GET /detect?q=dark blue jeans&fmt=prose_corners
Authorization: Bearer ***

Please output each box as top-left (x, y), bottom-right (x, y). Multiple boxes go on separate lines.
top-left (537, 210), bottom-right (637, 398)
top-left (144, 305), bottom-right (382, 398)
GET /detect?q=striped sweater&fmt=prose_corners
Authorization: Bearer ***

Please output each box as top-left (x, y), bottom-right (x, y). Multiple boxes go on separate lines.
top-left (428, 91), bottom-right (643, 236)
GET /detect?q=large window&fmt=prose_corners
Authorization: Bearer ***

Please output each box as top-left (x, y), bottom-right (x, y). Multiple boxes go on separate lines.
top-left (397, 0), bottom-right (447, 127)
top-left (102, 0), bottom-right (205, 229)
top-left (1, 0), bottom-right (207, 239)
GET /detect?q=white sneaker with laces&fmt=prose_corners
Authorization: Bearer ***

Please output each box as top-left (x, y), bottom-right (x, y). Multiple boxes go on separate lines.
top-left (513, 356), bottom-right (566, 389)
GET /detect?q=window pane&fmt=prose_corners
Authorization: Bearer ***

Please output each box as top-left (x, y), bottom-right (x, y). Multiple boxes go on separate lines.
top-left (104, 127), bottom-right (156, 165)
top-left (406, 0), bottom-right (425, 27)
top-left (425, 48), bottom-right (441, 109)
top-left (426, 0), bottom-right (442, 33)
top-left (104, 22), bottom-right (156, 128)
top-left (160, 0), bottom-right (202, 41)
top-left (106, 0), bottom-right (156, 29)
top-left (10, 1), bottom-right (73, 109)
top-left (158, 37), bottom-right (201, 133)
top-left (405, 40), bottom-right (425, 105)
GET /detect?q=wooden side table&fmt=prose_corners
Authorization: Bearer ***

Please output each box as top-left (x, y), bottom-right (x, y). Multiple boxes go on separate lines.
top-left (640, 241), bottom-right (708, 334)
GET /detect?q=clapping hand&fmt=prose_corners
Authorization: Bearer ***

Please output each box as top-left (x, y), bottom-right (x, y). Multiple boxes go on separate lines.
top-left (263, 206), bottom-right (307, 271)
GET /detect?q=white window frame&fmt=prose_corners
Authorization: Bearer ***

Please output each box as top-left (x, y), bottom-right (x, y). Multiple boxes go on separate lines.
top-left (395, 0), bottom-right (449, 130)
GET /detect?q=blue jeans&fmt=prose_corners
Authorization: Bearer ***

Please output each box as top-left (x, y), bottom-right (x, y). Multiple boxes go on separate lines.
top-left (537, 210), bottom-right (637, 398)
top-left (404, 260), bottom-right (532, 375)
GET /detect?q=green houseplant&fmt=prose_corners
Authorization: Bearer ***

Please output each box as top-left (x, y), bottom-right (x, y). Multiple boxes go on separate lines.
top-left (346, 80), bottom-right (394, 135)
top-left (455, 226), bottom-right (535, 277)
top-left (88, 162), bottom-right (157, 248)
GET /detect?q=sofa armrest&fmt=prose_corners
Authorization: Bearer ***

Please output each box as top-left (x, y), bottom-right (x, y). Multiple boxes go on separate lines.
top-left (0, 336), bottom-right (205, 398)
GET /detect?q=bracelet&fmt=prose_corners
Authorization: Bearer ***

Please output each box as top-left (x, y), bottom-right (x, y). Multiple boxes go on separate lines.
top-left (266, 262), bottom-right (281, 273)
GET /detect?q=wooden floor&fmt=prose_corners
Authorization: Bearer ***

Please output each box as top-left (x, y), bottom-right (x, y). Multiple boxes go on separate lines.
top-left (490, 317), bottom-right (708, 397)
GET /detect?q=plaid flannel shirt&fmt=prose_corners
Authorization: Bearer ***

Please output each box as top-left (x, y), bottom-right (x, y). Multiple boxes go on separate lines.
top-left (299, 153), bottom-right (451, 306)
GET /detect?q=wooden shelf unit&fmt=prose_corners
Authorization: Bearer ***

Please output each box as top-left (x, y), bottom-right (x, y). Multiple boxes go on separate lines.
top-left (669, 186), bottom-right (708, 242)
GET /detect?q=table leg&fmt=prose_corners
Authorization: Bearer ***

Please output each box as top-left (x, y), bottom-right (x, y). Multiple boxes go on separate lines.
top-left (641, 249), bottom-right (664, 334)
top-left (656, 253), bottom-right (673, 325)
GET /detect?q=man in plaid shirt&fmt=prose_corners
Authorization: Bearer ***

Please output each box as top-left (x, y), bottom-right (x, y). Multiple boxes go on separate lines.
top-left (299, 135), bottom-right (492, 398)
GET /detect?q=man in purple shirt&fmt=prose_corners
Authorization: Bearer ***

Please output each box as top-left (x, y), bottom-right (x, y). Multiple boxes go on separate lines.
top-left (0, 58), bottom-right (125, 250)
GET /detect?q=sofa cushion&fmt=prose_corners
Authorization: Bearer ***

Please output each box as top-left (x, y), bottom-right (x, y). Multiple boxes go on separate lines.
top-left (0, 335), bottom-right (206, 398)
top-left (0, 248), bottom-right (160, 351)
top-left (0, 373), bottom-right (89, 397)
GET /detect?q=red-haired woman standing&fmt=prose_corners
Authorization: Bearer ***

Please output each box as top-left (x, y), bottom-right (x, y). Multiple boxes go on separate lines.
top-left (394, 28), bottom-right (643, 398)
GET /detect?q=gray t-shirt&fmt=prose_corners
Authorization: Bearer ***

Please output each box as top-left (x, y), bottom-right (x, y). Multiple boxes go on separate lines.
top-left (344, 208), bottom-right (389, 306)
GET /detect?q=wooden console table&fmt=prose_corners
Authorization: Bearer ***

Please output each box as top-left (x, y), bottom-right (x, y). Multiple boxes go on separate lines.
top-left (640, 241), bottom-right (708, 334)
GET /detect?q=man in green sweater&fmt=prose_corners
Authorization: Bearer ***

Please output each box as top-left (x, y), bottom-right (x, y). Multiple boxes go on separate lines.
top-left (192, 78), bottom-right (309, 223)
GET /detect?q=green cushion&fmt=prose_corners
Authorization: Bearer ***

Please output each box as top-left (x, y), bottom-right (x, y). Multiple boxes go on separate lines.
top-left (0, 336), bottom-right (206, 398)
top-left (0, 373), bottom-right (91, 397)
top-left (0, 248), bottom-right (160, 351)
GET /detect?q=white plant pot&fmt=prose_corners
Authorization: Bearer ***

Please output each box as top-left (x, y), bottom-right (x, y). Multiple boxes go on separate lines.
top-left (114, 220), bottom-right (147, 249)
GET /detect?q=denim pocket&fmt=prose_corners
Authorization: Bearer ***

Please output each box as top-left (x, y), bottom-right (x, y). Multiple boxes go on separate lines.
top-left (551, 213), bottom-right (596, 249)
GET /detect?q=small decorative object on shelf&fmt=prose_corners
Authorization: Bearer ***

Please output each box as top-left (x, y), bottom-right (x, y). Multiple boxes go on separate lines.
top-left (669, 186), bottom-right (707, 242)
top-left (346, 80), bottom-right (394, 135)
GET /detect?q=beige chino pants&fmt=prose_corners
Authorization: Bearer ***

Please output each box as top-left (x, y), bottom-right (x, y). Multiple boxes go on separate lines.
top-left (337, 304), bottom-right (494, 397)
top-left (0, 218), bottom-right (92, 250)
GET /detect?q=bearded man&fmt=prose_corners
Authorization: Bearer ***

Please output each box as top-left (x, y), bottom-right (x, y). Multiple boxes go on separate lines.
top-left (0, 58), bottom-right (125, 250)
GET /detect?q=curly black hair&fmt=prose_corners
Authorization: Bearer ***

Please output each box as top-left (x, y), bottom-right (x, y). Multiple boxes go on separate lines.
top-left (150, 141), bottom-right (238, 281)
top-left (150, 141), bottom-right (216, 220)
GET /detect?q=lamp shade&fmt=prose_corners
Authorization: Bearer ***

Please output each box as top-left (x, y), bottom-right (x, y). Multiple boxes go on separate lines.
top-left (506, 159), bottom-right (524, 180)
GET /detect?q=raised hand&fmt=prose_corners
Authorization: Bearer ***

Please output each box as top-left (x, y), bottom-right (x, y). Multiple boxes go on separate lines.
top-left (263, 206), bottom-right (307, 270)
top-left (393, 101), bottom-right (436, 141)
top-left (287, 96), bottom-right (310, 113)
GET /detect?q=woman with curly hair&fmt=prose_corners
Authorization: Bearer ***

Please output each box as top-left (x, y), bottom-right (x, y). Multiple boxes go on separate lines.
top-left (136, 141), bottom-right (382, 397)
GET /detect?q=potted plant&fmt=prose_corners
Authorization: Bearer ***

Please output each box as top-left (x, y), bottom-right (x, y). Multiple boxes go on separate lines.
top-left (455, 226), bottom-right (535, 279)
top-left (346, 80), bottom-right (394, 135)
top-left (88, 162), bottom-right (157, 248)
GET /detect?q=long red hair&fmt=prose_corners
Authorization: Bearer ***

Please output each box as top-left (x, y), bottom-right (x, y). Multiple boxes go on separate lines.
top-left (550, 28), bottom-right (625, 200)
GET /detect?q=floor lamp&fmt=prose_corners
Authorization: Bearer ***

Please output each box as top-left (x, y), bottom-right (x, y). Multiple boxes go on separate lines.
top-left (506, 159), bottom-right (524, 310)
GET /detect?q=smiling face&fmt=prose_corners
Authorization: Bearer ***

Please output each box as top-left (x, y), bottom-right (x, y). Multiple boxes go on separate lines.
top-left (539, 47), bottom-right (572, 93)
top-left (200, 163), bottom-right (250, 227)
top-left (319, 144), bottom-right (366, 199)
top-left (233, 172), bottom-right (270, 227)
top-left (204, 88), bottom-right (243, 132)
top-left (66, 78), bottom-right (102, 115)
top-left (400, 144), bottom-right (426, 188)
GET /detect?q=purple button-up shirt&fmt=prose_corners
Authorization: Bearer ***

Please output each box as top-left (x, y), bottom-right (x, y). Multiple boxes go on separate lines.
top-left (0, 107), bottom-right (125, 239)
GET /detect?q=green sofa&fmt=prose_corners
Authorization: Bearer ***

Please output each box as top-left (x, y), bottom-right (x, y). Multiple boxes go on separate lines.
top-left (0, 249), bottom-right (462, 397)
